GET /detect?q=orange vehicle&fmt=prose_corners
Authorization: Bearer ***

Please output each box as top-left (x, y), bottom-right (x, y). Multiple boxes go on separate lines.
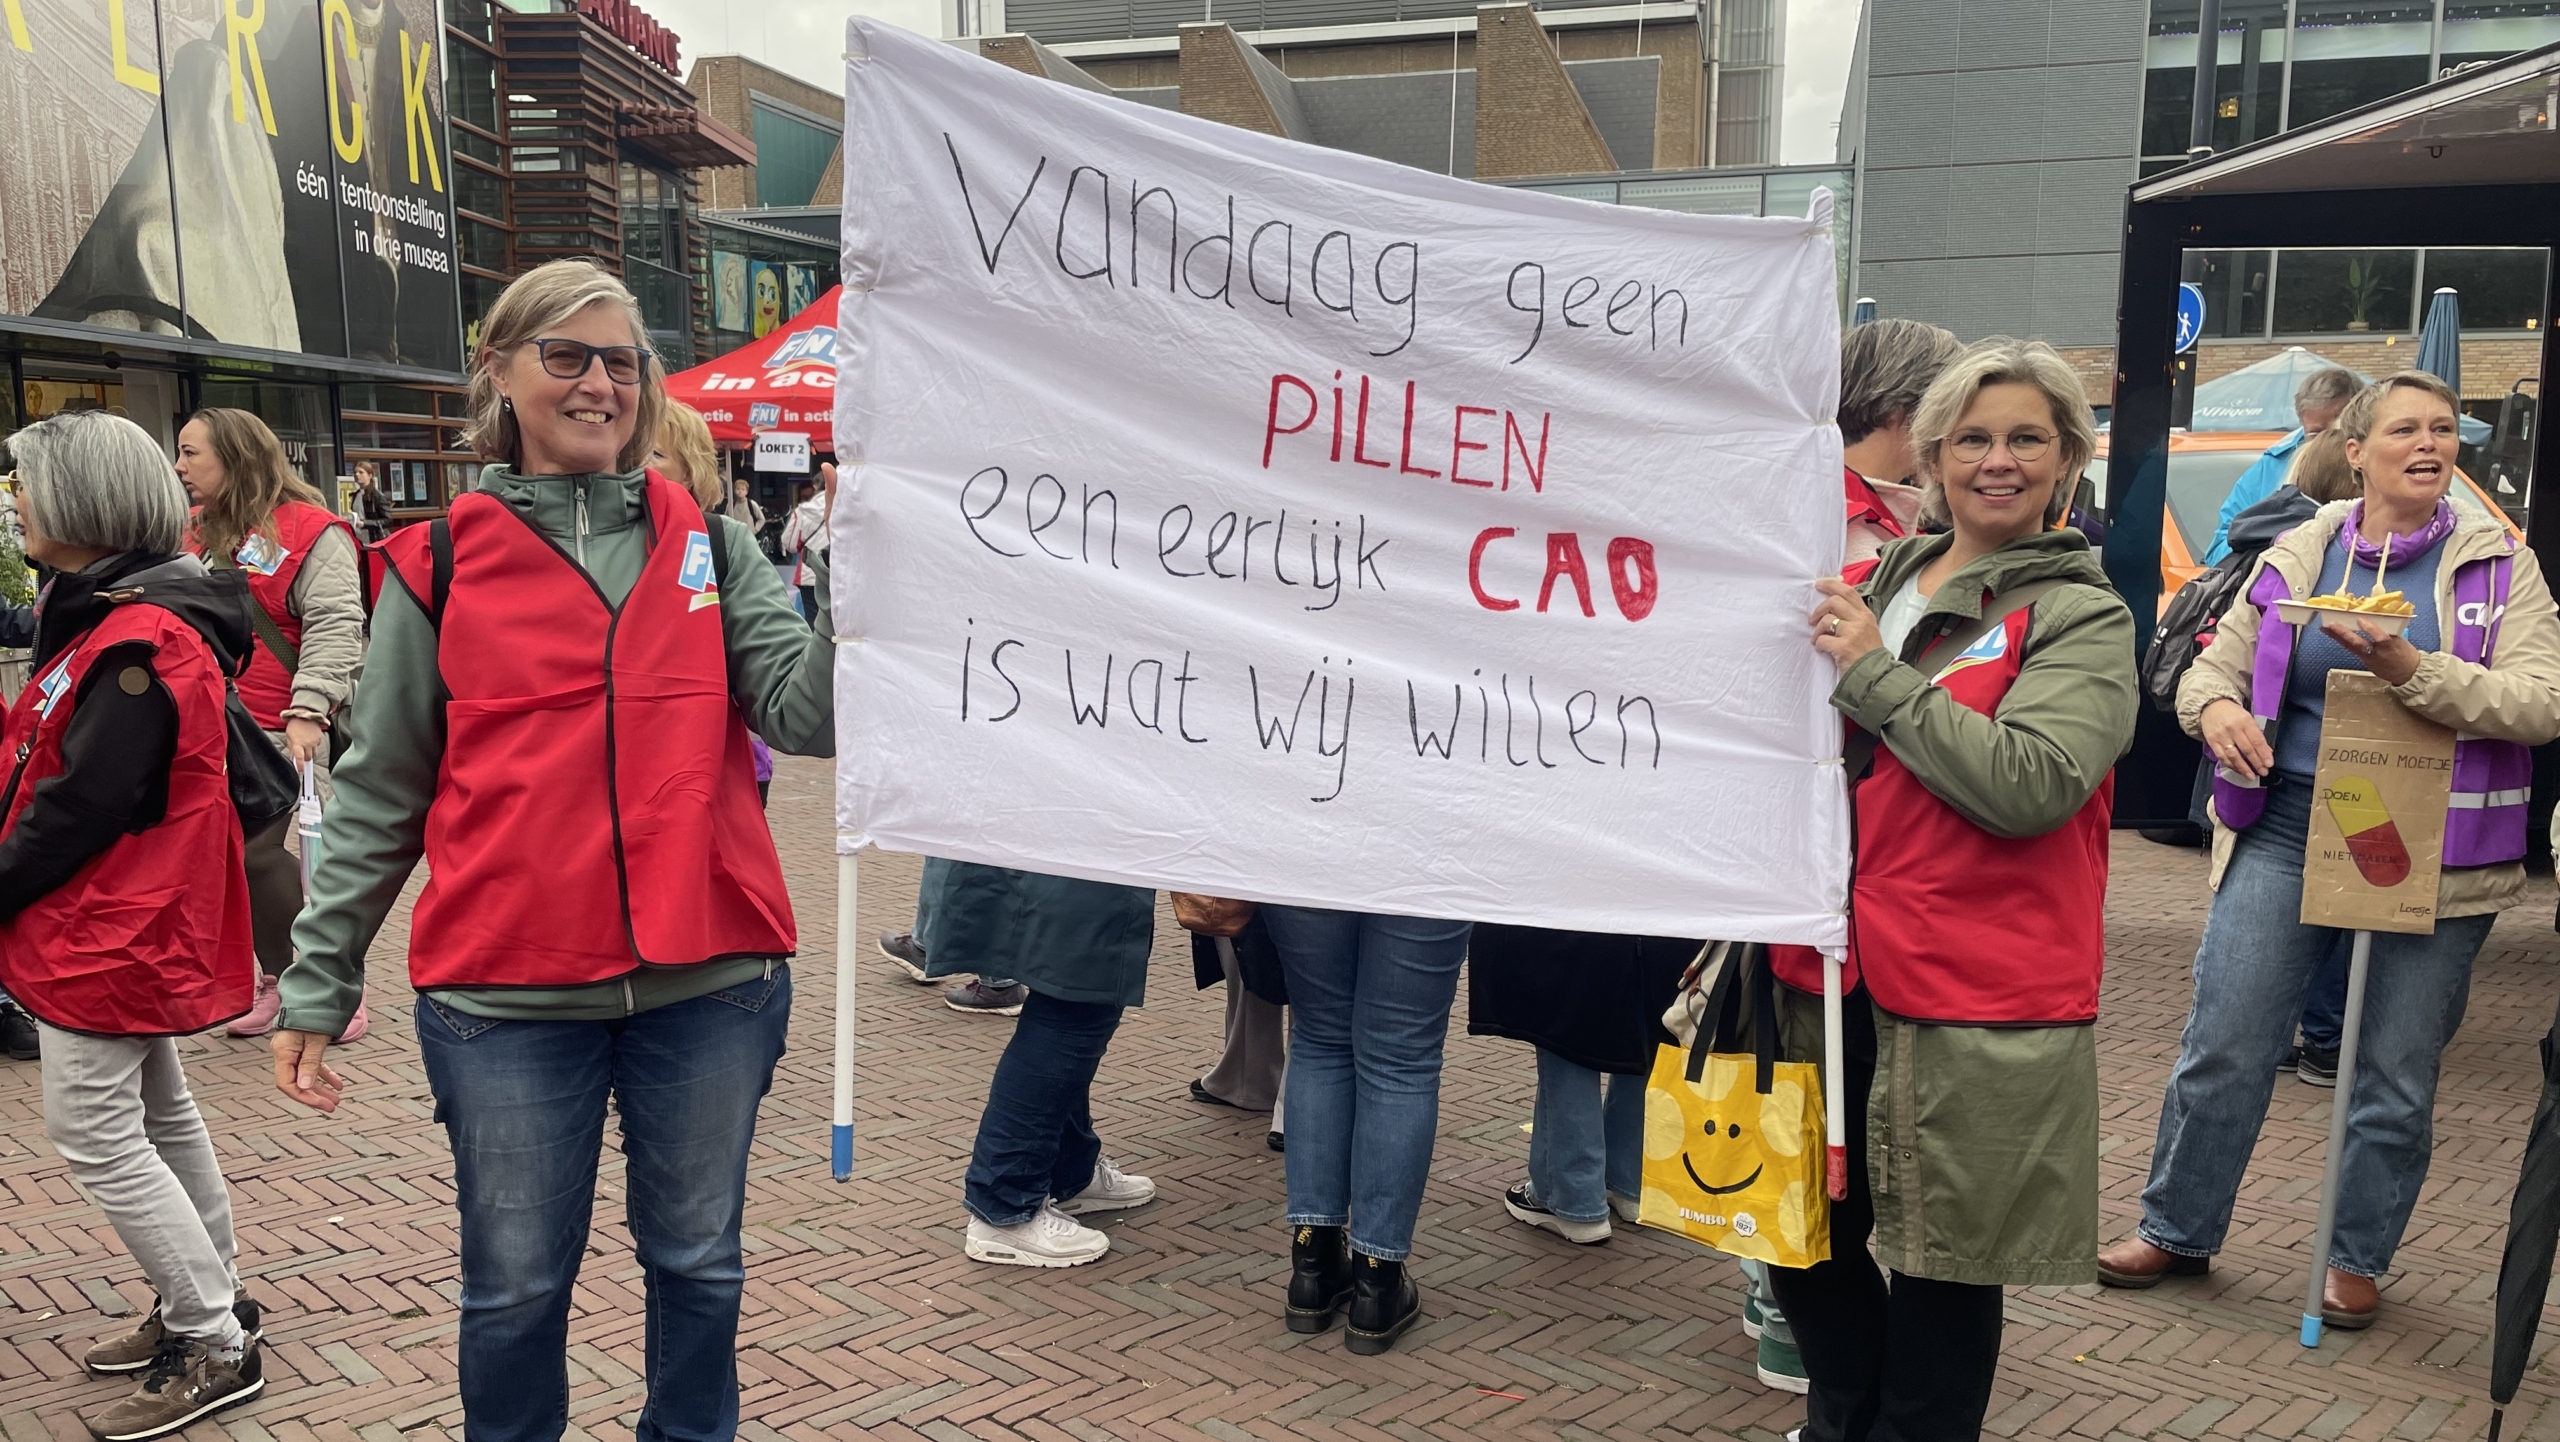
top-left (2086, 429), bottom-right (2521, 601)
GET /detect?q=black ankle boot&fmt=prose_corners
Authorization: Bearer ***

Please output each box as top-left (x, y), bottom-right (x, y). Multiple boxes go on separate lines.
top-left (1286, 1225), bottom-right (1354, 1332)
top-left (1344, 1253), bottom-right (1420, 1354)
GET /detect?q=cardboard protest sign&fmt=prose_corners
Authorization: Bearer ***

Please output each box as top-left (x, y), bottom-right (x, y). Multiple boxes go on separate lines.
top-left (829, 19), bottom-right (1850, 943)
top-left (2302, 672), bottom-right (2454, 934)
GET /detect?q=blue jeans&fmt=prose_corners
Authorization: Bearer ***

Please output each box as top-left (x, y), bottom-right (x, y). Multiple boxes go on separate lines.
top-left (1262, 905), bottom-right (1472, 1261)
top-left (2299, 933), bottom-right (2352, 1051)
top-left (415, 969), bottom-right (792, 1442)
top-left (2138, 776), bottom-right (2492, 1277)
top-left (1527, 1046), bottom-right (1645, 1223)
top-left (963, 988), bottom-right (1123, 1226)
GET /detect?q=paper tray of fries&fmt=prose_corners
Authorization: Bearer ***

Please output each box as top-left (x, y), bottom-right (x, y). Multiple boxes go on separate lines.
top-left (2276, 597), bottom-right (2415, 637)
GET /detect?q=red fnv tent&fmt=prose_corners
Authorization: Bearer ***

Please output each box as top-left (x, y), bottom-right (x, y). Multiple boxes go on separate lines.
top-left (662, 286), bottom-right (841, 447)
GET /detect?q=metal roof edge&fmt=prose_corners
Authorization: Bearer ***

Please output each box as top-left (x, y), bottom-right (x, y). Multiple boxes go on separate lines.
top-left (2132, 39), bottom-right (2560, 203)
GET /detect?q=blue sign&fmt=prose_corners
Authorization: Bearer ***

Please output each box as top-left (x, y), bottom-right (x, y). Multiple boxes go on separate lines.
top-left (2176, 283), bottom-right (2206, 354)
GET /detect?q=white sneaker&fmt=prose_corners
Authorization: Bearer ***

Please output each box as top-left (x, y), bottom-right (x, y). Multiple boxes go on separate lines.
top-left (1609, 1193), bottom-right (1642, 1224)
top-left (1058, 1156), bottom-right (1155, 1215)
top-left (964, 1201), bottom-right (1109, 1267)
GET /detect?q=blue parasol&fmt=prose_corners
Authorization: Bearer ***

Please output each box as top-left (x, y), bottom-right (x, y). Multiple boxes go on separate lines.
top-left (2192, 342), bottom-right (2487, 444)
top-left (1851, 297), bottom-right (1877, 326)
top-left (2417, 287), bottom-right (2463, 394)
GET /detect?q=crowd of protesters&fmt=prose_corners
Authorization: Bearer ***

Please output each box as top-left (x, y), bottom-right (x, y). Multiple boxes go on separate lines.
top-left (0, 249), bottom-right (2551, 1442)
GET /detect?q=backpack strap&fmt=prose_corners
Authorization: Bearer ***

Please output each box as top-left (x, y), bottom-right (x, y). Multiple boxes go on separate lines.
top-left (429, 517), bottom-right (452, 626)
top-left (203, 547), bottom-right (302, 675)
top-left (1840, 577), bottom-right (2069, 784)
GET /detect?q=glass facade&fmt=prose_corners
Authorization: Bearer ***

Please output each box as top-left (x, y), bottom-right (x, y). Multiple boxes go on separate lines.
top-left (2185, 247), bottom-right (2549, 337)
top-left (751, 103), bottom-right (843, 210)
top-left (2144, 0), bottom-right (2560, 170)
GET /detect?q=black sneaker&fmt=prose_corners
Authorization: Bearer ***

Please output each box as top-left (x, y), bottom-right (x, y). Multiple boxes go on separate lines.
top-left (877, 931), bottom-right (932, 984)
top-left (2277, 1043), bottom-right (2301, 1074)
top-left (0, 999), bottom-right (37, 1061)
top-left (2299, 1045), bottom-right (2340, 1088)
top-left (945, 979), bottom-right (1028, 1016)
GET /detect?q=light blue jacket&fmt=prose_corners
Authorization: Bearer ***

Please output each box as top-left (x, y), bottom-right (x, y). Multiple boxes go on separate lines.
top-left (2202, 428), bottom-right (2304, 565)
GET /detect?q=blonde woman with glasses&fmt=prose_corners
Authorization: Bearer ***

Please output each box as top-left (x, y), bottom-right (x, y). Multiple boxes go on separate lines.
top-left (272, 260), bottom-right (838, 1441)
top-left (1773, 338), bottom-right (2137, 1438)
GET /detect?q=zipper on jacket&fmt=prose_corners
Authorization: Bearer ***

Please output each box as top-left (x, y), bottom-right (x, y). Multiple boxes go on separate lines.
top-left (623, 976), bottom-right (635, 1014)
top-left (574, 480), bottom-right (590, 566)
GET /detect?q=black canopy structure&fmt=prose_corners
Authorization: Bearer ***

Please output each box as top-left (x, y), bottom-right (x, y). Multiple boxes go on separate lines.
top-left (2107, 45), bottom-right (2560, 826)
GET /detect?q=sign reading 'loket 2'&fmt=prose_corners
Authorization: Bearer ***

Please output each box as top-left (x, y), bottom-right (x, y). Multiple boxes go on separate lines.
top-left (578, 0), bottom-right (680, 75)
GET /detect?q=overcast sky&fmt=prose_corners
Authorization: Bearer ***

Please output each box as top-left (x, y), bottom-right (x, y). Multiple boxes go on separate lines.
top-left (648, 0), bottom-right (1861, 166)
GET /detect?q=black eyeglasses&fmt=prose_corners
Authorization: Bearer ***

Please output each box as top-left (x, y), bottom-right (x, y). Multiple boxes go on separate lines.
top-left (529, 337), bottom-right (654, 385)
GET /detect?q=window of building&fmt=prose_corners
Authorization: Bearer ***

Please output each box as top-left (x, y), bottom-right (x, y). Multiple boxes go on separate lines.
top-left (2194, 249), bottom-right (2275, 338)
top-left (2269, 248), bottom-right (2419, 334)
top-left (2419, 248), bottom-right (2552, 331)
top-left (199, 381), bottom-right (339, 495)
top-left (751, 102), bottom-right (841, 208)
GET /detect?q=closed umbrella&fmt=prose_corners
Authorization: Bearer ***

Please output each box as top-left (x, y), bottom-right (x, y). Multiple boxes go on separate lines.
top-left (2417, 287), bottom-right (2463, 394)
top-left (1851, 297), bottom-right (1877, 326)
top-left (2485, 988), bottom-right (2560, 1441)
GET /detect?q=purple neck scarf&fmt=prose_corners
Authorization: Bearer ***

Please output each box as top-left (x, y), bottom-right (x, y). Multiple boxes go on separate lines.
top-left (2342, 499), bottom-right (2456, 569)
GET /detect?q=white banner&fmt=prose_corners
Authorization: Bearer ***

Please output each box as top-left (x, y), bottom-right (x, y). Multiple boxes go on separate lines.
top-left (833, 19), bottom-right (1848, 944)
top-left (754, 431), bottom-right (813, 472)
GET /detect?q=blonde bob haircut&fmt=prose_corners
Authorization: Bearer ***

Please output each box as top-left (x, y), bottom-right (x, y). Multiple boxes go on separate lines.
top-left (465, 259), bottom-right (664, 475)
top-left (2336, 370), bottom-right (2462, 445)
top-left (1912, 337), bottom-right (2100, 530)
top-left (656, 403), bottom-right (722, 508)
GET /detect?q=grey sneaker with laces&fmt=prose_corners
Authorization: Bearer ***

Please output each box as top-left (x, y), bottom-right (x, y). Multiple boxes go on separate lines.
top-left (945, 978), bottom-right (1028, 1016)
top-left (1058, 1156), bottom-right (1155, 1215)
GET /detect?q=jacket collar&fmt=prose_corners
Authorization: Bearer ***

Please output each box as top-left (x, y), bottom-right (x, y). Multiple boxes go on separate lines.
top-left (1859, 527), bottom-right (2115, 645)
top-left (470, 464), bottom-right (651, 543)
top-left (2259, 498), bottom-right (2513, 590)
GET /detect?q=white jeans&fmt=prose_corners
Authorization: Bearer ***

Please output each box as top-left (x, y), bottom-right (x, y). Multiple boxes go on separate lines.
top-left (38, 1024), bottom-right (240, 1342)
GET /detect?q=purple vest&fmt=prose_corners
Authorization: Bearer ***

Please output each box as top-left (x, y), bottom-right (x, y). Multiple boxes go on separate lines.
top-left (2212, 541), bottom-right (2527, 868)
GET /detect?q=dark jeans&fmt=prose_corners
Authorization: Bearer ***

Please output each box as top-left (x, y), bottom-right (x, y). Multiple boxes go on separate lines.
top-left (964, 989), bottom-right (1124, 1226)
top-left (798, 584), bottom-right (825, 632)
top-left (416, 968), bottom-right (791, 1442)
top-left (2298, 933), bottom-right (2352, 1051)
top-left (243, 813), bottom-right (300, 977)
top-left (1766, 992), bottom-right (2004, 1441)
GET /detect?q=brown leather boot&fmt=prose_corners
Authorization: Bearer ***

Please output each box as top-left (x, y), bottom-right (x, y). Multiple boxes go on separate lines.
top-left (2322, 1268), bottom-right (2379, 1329)
top-left (2097, 1236), bottom-right (2211, 1288)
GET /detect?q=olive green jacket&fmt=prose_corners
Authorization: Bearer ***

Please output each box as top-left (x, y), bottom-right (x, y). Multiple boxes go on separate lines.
top-left (277, 466), bottom-right (835, 1036)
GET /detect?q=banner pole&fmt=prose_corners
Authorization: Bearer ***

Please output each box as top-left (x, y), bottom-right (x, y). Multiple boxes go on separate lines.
top-left (2299, 927), bottom-right (2373, 1346)
top-left (1822, 948), bottom-right (1847, 1201)
top-left (832, 845), bottom-right (858, 1182)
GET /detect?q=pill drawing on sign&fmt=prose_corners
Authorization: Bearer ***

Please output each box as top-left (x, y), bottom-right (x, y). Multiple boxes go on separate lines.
top-left (2324, 776), bottom-right (2410, 887)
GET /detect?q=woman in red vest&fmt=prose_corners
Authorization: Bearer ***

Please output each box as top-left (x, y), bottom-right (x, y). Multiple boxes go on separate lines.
top-left (270, 260), bottom-right (836, 1442)
top-left (0, 410), bottom-right (265, 1439)
top-left (175, 408), bottom-right (369, 1044)
top-left (1776, 339), bottom-right (2138, 1438)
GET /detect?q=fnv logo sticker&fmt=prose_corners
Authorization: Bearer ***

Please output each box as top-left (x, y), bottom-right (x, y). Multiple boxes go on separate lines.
top-left (678, 530), bottom-right (720, 610)
top-left (1931, 625), bottom-right (2009, 683)
top-left (34, 655), bottom-right (75, 716)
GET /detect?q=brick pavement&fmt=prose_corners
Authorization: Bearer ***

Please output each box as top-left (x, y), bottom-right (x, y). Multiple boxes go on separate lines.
top-left (6, 754), bottom-right (2560, 1441)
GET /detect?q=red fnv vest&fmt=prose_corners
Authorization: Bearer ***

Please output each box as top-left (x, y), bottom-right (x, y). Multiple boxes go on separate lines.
top-left (384, 474), bottom-right (795, 989)
top-left (190, 500), bottom-right (355, 729)
top-left (0, 604), bottom-right (254, 1035)
top-left (1774, 605), bottom-right (2112, 1025)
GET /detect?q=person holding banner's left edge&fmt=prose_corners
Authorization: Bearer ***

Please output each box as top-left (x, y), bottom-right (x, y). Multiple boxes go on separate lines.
top-left (1781, 338), bottom-right (2137, 1440)
top-left (268, 260), bottom-right (838, 1442)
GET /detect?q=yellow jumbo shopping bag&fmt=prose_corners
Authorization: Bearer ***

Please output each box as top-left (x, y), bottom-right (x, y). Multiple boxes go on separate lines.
top-left (1637, 943), bottom-right (1830, 1266)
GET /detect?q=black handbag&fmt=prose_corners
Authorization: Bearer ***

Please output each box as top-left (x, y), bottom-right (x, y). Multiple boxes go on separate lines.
top-left (224, 683), bottom-right (299, 834)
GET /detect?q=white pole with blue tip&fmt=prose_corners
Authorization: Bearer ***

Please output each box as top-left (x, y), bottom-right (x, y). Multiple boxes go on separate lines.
top-left (834, 843), bottom-right (856, 1182)
top-left (2300, 927), bottom-right (2373, 1346)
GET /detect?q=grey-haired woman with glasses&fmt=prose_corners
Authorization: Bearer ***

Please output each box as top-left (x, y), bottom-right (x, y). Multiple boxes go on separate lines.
top-left (274, 259), bottom-right (839, 1442)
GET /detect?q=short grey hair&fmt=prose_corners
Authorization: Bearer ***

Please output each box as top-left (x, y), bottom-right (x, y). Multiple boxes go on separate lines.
top-left (1839, 318), bottom-right (1963, 445)
top-left (9, 411), bottom-right (188, 555)
top-left (2295, 367), bottom-right (2359, 417)
top-left (1912, 337), bottom-right (2100, 529)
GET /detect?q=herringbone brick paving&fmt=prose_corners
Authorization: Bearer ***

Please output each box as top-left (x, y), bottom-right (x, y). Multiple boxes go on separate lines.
top-left (8, 753), bottom-right (2560, 1440)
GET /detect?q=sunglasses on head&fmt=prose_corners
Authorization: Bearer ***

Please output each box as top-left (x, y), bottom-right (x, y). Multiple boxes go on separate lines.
top-left (529, 337), bottom-right (654, 385)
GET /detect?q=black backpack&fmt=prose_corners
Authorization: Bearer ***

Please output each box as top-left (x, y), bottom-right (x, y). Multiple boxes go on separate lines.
top-left (2141, 553), bottom-right (2256, 713)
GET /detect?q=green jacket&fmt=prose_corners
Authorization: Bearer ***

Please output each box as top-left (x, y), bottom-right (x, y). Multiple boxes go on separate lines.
top-left (278, 466), bottom-right (836, 1035)
top-left (1835, 528), bottom-right (2137, 839)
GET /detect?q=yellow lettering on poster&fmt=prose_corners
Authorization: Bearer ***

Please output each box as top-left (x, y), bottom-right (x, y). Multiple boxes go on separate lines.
top-left (401, 30), bottom-right (443, 192)
top-left (109, 0), bottom-right (160, 94)
top-left (227, 0), bottom-right (278, 136)
top-left (4, 0), bottom-right (30, 54)
top-left (324, 0), bottom-right (363, 163)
